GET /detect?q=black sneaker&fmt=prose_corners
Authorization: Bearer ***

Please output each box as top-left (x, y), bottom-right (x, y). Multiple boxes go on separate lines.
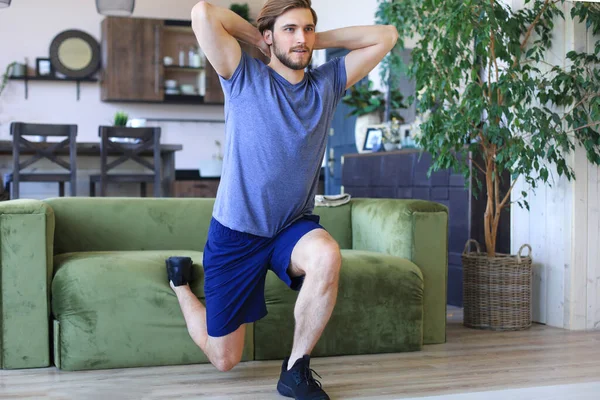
top-left (277, 355), bottom-right (330, 400)
top-left (165, 256), bottom-right (193, 287)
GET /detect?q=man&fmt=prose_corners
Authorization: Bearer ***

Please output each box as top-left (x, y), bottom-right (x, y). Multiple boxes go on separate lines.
top-left (166, 1), bottom-right (398, 399)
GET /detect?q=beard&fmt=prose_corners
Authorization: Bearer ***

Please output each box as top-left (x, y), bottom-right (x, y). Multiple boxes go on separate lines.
top-left (272, 37), bottom-right (313, 71)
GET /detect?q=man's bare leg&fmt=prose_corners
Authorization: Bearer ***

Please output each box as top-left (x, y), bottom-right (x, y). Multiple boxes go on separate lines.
top-left (171, 282), bottom-right (246, 372)
top-left (285, 229), bottom-right (342, 369)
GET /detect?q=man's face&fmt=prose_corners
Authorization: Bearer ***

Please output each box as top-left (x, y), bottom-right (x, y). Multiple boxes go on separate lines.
top-left (267, 8), bottom-right (316, 71)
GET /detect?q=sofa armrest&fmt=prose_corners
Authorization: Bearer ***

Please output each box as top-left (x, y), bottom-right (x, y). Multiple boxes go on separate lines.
top-left (0, 199), bottom-right (54, 369)
top-left (351, 198), bottom-right (448, 344)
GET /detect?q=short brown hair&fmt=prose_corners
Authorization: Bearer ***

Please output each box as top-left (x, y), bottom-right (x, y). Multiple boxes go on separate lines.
top-left (256, 0), bottom-right (318, 34)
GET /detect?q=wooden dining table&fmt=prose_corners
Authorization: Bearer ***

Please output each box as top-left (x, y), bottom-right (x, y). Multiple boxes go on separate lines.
top-left (0, 140), bottom-right (183, 197)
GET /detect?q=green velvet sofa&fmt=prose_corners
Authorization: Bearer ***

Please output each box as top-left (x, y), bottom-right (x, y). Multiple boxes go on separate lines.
top-left (0, 197), bottom-right (448, 371)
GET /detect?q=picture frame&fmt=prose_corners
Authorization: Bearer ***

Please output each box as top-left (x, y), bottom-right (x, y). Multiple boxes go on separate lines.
top-left (36, 58), bottom-right (54, 77)
top-left (363, 127), bottom-right (384, 152)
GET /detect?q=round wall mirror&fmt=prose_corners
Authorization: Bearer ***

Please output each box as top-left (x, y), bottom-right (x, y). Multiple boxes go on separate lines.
top-left (49, 30), bottom-right (101, 79)
top-left (58, 38), bottom-right (93, 70)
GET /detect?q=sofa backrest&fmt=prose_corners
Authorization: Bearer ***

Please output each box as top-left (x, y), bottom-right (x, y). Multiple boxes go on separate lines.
top-left (313, 203), bottom-right (352, 249)
top-left (45, 198), bottom-right (353, 254)
top-left (45, 197), bottom-right (214, 254)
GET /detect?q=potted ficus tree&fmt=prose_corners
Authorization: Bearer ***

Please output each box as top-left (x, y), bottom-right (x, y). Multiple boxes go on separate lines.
top-left (378, 0), bottom-right (600, 330)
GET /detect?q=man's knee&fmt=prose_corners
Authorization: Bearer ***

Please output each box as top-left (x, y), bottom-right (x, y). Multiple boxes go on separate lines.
top-left (309, 239), bottom-right (342, 286)
top-left (211, 353), bottom-right (241, 372)
top-left (206, 326), bottom-right (246, 372)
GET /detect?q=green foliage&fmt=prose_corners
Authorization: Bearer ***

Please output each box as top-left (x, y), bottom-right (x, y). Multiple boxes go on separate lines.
top-left (377, 0), bottom-right (600, 255)
top-left (230, 3), bottom-right (251, 22)
top-left (0, 62), bottom-right (17, 98)
top-left (113, 111), bottom-right (129, 127)
top-left (342, 80), bottom-right (406, 121)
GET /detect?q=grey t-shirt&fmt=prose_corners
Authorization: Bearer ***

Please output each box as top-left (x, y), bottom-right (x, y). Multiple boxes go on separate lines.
top-left (213, 50), bottom-right (347, 237)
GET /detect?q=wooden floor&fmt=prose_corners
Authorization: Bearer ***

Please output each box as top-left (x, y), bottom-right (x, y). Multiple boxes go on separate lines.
top-left (1, 308), bottom-right (599, 399)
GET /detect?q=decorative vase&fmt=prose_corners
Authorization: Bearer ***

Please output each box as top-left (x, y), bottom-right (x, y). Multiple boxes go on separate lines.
top-left (383, 143), bottom-right (397, 152)
top-left (9, 63), bottom-right (25, 78)
top-left (354, 112), bottom-right (381, 153)
top-left (462, 239), bottom-right (533, 331)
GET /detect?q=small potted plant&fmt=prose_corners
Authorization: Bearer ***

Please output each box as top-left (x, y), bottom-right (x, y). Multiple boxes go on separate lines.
top-left (113, 111), bottom-right (129, 127)
top-left (379, 118), bottom-right (401, 151)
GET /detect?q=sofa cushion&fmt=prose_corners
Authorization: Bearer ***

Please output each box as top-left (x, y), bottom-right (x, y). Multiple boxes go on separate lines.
top-left (254, 250), bottom-right (424, 360)
top-left (51, 250), bottom-right (254, 370)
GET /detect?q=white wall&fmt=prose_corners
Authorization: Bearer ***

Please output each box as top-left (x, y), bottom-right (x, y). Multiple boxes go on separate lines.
top-left (312, 0), bottom-right (384, 89)
top-left (0, 0), bottom-right (266, 171)
top-left (567, 18), bottom-right (600, 330)
top-left (510, 0), bottom-right (600, 330)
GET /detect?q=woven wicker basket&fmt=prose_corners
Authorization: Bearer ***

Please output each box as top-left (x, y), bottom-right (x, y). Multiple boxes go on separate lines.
top-left (462, 239), bottom-right (533, 331)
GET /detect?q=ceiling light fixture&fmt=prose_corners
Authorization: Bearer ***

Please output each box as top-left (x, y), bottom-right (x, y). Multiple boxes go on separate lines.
top-left (96, 0), bottom-right (135, 16)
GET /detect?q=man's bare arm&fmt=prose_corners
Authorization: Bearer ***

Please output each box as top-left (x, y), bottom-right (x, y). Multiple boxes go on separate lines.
top-left (191, 1), bottom-right (270, 79)
top-left (315, 25), bottom-right (399, 90)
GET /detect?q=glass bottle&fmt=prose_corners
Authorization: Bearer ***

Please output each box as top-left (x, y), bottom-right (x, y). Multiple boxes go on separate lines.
top-left (189, 46), bottom-right (196, 67)
top-left (198, 70), bottom-right (206, 96)
top-left (179, 45), bottom-right (186, 66)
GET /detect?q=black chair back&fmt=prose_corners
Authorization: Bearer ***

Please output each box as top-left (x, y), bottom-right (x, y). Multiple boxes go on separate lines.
top-left (8, 122), bottom-right (77, 199)
top-left (97, 126), bottom-right (162, 197)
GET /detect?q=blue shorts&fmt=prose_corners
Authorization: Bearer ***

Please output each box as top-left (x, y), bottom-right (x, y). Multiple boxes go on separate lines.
top-left (202, 215), bottom-right (323, 337)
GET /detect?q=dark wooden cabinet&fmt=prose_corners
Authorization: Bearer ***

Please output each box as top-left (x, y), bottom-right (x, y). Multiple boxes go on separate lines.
top-left (174, 178), bottom-right (220, 197)
top-left (101, 17), bottom-right (269, 105)
top-left (342, 150), bottom-right (511, 307)
top-left (101, 17), bottom-right (164, 102)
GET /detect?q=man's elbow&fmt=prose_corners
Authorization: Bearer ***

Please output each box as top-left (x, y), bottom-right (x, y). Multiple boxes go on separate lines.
top-left (385, 25), bottom-right (399, 50)
top-left (191, 1), bottom-right (212, 23)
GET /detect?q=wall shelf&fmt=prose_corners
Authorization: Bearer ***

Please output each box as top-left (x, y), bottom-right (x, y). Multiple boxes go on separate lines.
top-left (164, 94), bottom-right (205, 104)
top-left (165, 66), bottom-right (205, 72)
top-left (9, 75), bottom-right (98, 101)
top-left (164, 19), bottom-right (193, 33)
top-left (145, 118), bottom-right (225, 123)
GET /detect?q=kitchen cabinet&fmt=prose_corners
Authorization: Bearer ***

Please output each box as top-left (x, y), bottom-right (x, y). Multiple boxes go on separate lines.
top-left (101, 17), bottom-right (164, 102)
top-left (100, 17), bottom-right (268, 105)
